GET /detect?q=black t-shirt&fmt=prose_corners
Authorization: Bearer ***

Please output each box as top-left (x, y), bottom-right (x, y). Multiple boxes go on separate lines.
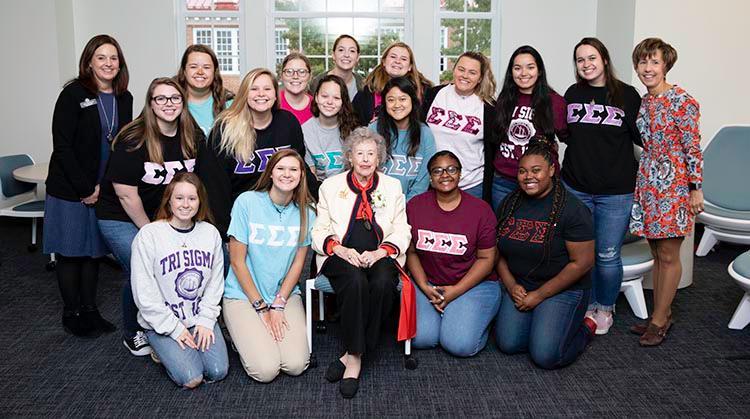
top-left (561, 83), bottom-right (642, 195)
top-left (96, 133), bottom-right (195, 222)
top-left (496, 190), bottom-right (594, 291)
top-left (197, 109), bottom-right (318, 238)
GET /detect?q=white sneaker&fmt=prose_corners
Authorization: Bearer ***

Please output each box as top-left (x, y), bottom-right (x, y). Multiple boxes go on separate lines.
top-left (594, 310), bottom-right (614, 335)
top-left (123, 331), bottom-right (152, 356)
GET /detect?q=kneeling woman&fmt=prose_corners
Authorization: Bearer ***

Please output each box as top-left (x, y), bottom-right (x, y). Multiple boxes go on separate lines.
top-left (311, 128), bottom-right (412, 398)
top-left (495, 140), bottom-right (596, 369)
top-left (131, 172), bottom-right (228, 388)
top-left (223, 149), bottom-right (315, 383)
top-left (406, 151), bottom-right (500, 357)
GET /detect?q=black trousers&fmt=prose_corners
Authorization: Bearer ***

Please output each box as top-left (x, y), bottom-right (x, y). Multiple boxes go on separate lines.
top-left (322, 255), bottom-right (398, 355)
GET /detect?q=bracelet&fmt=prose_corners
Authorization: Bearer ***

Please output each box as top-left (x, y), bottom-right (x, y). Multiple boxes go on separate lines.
top-left (270, 305), bottom-right (285, 311)
top-left (256, 306), bottom-right (270, 313)
top-left (275, 294), bottom-right (287, 304)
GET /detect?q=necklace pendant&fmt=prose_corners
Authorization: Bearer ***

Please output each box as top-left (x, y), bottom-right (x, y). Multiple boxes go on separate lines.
top-left (363, 220), bottom-right (372, 231)
top-left (107, 133), bottom-right (113, 142)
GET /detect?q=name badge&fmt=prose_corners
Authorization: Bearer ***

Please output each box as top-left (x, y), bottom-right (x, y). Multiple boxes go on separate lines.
top-left (80, 98), bottom-right (98, 108)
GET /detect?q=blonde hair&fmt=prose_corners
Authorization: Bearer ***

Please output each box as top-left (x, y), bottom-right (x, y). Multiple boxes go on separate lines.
top-left (215, 68), bottom-right (279, 162)
top-left (455, 51), bottom-right (497, 105)
top-left (363, 42), bottom-right (432, 99)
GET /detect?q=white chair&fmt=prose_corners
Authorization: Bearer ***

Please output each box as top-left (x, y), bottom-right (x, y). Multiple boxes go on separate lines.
top-left (695, 125), bottom-right (750, 256)
top-left (305, 274), bottom-right (417, 369)
top-left (0, 154), bottom-right (45, 252)
top-left (727, 250), bottom-right (750, 330)
top-left (619, 236), bottom-right (653, 319)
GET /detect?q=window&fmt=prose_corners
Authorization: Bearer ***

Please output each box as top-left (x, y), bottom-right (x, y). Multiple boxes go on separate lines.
top-left (179, 0), bottom-right (243, 91)
top-left (270, 0), bottom-right (411, 78)
top-left (436, 0), bottom-right (497, 83)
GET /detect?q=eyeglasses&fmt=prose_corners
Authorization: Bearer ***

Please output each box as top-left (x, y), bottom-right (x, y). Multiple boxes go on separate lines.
top-left (430, 166), bottom-right (460, 177)
top-left (282, 68), bottom-right (309, 77)
top-left (152, 95), bottom-right (183, 105)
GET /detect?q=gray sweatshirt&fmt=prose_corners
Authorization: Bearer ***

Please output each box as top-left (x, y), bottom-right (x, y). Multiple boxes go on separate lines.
top-left (131, 220), bottom-right (225, 340)
top-left (301, 117), bottom-right (345, 181)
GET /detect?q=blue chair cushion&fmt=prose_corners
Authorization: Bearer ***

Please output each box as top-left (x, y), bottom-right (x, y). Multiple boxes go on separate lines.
top-left (12, 200), bottom-right (44, 212)
top-left (0, 154), bottom-right (35, 198)
top-left (703, 202), bottom-right (750, 221)
top-left (622, 231), bottom-right (641, 245)
top-left (621, 239), bottom-right (653, 266)
top-left (733, 251), bottom-right (750, 278)
top-left (702, 126), bottom-right (750, 211)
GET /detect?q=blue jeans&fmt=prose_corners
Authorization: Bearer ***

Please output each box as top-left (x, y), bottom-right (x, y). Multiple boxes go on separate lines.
top-left (413, 280), bottom-right (501, 357)
top-left (462, 182), bottom-right (483, 199)
top-left (495, 287), bottom-right (592, 369)
top-left (564, 182), bottom-right (633, 311)
top-left (146, 324), bottom-right (229, 387)
top-left (491, 174), bottom-right (519, 213)
top-left (97, 219), bottom-right (140, 338)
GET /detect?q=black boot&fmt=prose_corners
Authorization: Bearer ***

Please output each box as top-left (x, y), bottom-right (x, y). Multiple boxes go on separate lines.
top-left (62, 309), bottom-right (97, 338)
top-left (80, 306), bottom-right (116, 335)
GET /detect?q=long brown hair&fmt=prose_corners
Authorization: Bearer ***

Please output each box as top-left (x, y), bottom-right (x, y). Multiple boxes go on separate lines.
top-left (215, 68), bottom-right (279, 162)
top-left (177, 44), bottom-right (234, 118)
top-left (252, 149), bottom-right (315, 244)
top-left (113, 77), bottom-right (197, 164)
top-left (77, 34), bottom-right (129, 95)
top-left (573, 37), bottom-right (624, 108)
top-left (155, 172), bottom-right (214, 224)
top-left (363, 42), bottom-right (432, 99)
top-left (310, 74), bottom-right (359, 140)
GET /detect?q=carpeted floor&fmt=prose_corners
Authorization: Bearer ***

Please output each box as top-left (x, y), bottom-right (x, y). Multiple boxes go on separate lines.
top-left (1, 217), bottom-right (749, 417)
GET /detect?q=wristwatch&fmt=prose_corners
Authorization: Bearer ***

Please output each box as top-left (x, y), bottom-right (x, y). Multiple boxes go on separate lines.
top-left (252, 299), bottom-right (265, 310)
top-left (688, 182), bottom-right (702, 191)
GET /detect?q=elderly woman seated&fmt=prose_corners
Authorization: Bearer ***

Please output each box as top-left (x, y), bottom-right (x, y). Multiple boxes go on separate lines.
top-left (311, 127), bottom-right (411, 399)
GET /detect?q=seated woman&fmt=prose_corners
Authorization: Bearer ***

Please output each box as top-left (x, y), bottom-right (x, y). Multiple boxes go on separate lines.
top-left (130, 172), bottom-right (228, 389)
top-left (406, 151), bottom-right (499, 357)
top-left (494, 139), bottom-right (596, 369)
top-left (311, 127), bottom-right (412, 399)
top-left (222, 149), bottom-right (315, 383)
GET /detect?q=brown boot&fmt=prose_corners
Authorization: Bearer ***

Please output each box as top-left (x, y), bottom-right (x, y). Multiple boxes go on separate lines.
top-left (639, 321), bottom-right (670, 346)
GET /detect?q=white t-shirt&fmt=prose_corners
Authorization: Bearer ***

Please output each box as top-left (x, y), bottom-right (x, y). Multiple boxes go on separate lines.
top-left (425, 85), bottom-right (485, 189)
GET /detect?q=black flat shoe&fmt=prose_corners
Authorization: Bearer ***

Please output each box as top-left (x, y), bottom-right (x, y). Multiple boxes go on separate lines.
top-left (81, 307), bottom-right (117, 334)
top-left (339, 378), bottom-right (359, 398)
top-left (325, 359), bottom-right (346, 383)
top-left (62, 311), bottom-right (97, 338)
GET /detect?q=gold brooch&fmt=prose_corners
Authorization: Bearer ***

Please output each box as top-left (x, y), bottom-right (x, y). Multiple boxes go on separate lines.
top-left (338, 190), bottom-right (348, 199)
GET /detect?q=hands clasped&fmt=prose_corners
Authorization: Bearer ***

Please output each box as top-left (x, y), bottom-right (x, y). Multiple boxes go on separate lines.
top-left (333, 245), bottom-right (387, 268)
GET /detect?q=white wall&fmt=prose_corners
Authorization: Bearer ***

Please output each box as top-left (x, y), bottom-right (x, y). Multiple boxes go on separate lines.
top-left (499, 0), bottom-right (598, 93)
top-left (631, 0), bottom-right (750, 144)
top-left (596, 0), bottom-right (636, 83)
top-left (2, 1), bottom-right (63, 163)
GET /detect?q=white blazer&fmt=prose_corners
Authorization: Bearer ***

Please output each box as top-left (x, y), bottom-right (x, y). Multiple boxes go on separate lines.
top-left (311, 171), bottom-right (411, 272)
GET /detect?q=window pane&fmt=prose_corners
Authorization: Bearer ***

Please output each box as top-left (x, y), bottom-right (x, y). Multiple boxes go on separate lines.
top-left (352, 0), bottom-right (378, 12)
top-left (186, 0), bottom-right (241, 11)
top-left (382, 0), bottom-right (405, 12)
top-left (468, 0), bottom-right (491, 12)
top-left (308, 57), bottom-right (327, 79)
top-left (380, 18), bottom-right (405, 54)
top-left (274, 0), bottom-right (298, 11)
top-left (275, 19), bottom-right (299, 62)
top-left (440, 19), bottom-right (465, 56)
top-left (357, 57), bottom-right (379, 78)
top-left (327, 17), bottom-right (354, 50)
top-left (300, 0), bottom-right (325, 11)
top-left (440, 0), bottom-right (465, 12)
top-left (300, 18), bottom-right (326, 55)
top-left (328, 0), bottom-right (352, 12)
top-left (466, 18), bottom-right (491, 55)
top-left (353, 18), bottom-right (378, 56)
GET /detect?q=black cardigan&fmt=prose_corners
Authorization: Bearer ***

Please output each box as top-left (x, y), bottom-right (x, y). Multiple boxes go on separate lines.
top-left (47, 80), bottom-right (133, 201)
top-left (420, 84), bottom-right (497, 204)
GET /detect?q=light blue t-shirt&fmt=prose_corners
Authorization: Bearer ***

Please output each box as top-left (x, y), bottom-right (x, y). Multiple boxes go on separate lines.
top-left (224, 191), bottom-right (315, 303)
top-left (368, 122), bottom-right (436, 201)
top-left (188, 96), bottom-right (233, 137)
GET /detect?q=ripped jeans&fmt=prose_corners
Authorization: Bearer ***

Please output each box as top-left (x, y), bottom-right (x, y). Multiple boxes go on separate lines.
top-left (563, 183), bottom-right (633, 312)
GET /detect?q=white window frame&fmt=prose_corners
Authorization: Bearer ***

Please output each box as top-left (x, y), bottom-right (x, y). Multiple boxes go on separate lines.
top-left (434, 0), bottom-right (500, 83)
top-left (266, 0), bottom-right (414, 74)
top-left (176, 0), bottom-right (246, 75)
